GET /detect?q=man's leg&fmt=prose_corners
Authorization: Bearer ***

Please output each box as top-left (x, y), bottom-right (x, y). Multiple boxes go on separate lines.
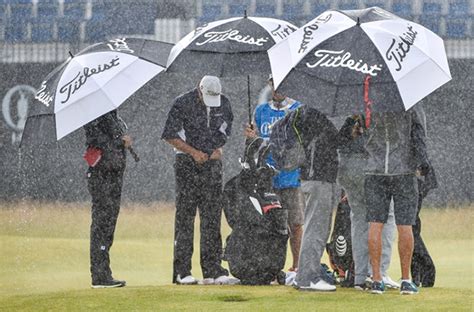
top-left (368, 222), bottom-right (385, 282)
top-left (339, 173), bottom-right (369, 286)
top-left (392, 175), bottom-right (419, 282)
top-left (173, 155), bottom-right (198, 283)
top-left (289, 224), bottom-right (303, 270)
top-left (380, 201), bottom-right (397, 288)
top-left (365, 175), bottom-right (391, 285)
top-left (88, 168), bottom-right (123, 284)
top-left (276, 188), bottom-right (304, 270)
top-left (296, 181), bottom-right (335, 290)
top-left (198, 160), bottom-right (228, 280)
top-left (380, 202), bottom-right (396, 274)
top-left (397, 225), bottom-right (414, 280)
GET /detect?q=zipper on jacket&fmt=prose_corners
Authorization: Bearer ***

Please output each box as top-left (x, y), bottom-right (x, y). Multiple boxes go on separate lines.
top-left (385, 121), bottom-right (389, 174)
top-left (309, 139), bottom-right (316, 179)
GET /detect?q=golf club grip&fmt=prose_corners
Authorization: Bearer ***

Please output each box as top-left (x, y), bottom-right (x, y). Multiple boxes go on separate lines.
top-left (128, 147), bottom-right (140, 162)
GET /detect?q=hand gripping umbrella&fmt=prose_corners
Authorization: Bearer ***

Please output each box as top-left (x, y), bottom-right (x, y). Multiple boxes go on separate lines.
top-left (268, 7), bottom-right (452, 116)
top-left (24, 37), bottom-right (172, 147)
top-left (166, 14), bottom-right (298, 124)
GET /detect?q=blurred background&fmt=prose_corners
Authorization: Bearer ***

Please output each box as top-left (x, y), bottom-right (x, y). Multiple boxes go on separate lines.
top-left (0, 0), bottom-right (472, 206)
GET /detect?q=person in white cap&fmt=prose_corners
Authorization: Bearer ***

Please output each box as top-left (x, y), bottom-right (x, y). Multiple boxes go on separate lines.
top-left (162, 75), bottom-right (238, 285)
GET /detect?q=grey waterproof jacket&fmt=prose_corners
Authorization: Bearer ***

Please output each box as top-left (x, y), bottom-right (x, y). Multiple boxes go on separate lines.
top-left (364, 110), bottom-right (428, 175)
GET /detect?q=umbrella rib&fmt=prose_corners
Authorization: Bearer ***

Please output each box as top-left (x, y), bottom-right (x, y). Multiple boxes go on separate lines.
top-left (332, 27), bottom-right (361, 87)
top-left (131, 38), bottom-right (166, 66)
top-left (391, 58), bottom-right (438, 83)
top-left (93, 58), bottom-right (162, 108)
top-left (361, 24), bottom-right (451, 78)
top-left (54, 56), bottom-right (104, 113)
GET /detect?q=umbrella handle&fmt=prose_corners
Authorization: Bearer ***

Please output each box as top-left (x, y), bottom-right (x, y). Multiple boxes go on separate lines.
top-left (364, 75), bottom-right (372, 129)
top-left (247, 75), bottom-right (252, 126)
top-left (128, 146), bottom-right (140, 162)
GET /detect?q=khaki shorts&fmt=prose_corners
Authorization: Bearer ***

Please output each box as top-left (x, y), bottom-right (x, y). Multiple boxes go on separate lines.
top-left (274, 188), bottom-right (305, 226)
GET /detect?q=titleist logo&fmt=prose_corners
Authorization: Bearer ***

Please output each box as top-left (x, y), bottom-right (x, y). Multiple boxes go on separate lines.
top-left (271, 24), bottom-right (297, 40)
top-left (306, 49), bottom-right (383, 76)
top-left (59, 57), bottom-right (120, 104)
top-left (35, 81), bottom-right (54, 107)
top-left (195, 29), bottom-right (269, 46)
top-left (299, 14), bottom-right (332, 54)
top-left (193, 24), bottom-right (208, 38)
top-left (107, 38), bottom-right (134, 53)
top-left (385, 25), bottom-right (418, 71)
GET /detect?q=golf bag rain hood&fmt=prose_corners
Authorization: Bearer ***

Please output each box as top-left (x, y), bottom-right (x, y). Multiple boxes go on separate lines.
top-left (223, 138), bottom-right (288, 285)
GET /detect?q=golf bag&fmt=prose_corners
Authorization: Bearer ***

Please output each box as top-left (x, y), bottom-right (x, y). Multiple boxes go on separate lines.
top-left (223, 138), bottom-right (288, 285)
top-left (326, 191), bottom-right (354, 286)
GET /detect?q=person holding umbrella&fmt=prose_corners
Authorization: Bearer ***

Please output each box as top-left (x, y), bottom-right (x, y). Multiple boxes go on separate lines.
top-left (336, 115), bottom-right (400, 290)
top-left (266, 105), bottom-right (340, 291)
top-left (84, 109), bottom-right (131, 288)
top-left (162, 75), bottom-right (238, 285)
top-left (364, 111), bottom-right (430, 295)
top-left (22, 37), bottom-right (169, 288)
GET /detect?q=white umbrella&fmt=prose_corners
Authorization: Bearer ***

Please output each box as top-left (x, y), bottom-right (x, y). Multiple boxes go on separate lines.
top-left (29, 37), bottom-right (171, 140)
top-left (268, 7), bottom-right (452, 115)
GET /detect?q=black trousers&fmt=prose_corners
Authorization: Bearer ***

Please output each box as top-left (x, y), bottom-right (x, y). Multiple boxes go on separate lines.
top-left (173, 154), bottom-right (228, 282)
top-left (87, 163), bottom-right (125, 282)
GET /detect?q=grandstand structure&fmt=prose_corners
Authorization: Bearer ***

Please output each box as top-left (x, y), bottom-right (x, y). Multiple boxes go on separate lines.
top-left (0, 0), bottom-right (473, 62)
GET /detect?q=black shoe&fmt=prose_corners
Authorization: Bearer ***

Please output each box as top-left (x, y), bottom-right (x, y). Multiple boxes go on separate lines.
top-left (371, 281), bottom-right (385, 295)
top-left (91, 279), bottom-right (126, 289)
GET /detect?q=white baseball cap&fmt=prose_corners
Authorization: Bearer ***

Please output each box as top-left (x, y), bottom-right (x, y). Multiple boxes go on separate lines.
top-left (199, 75), bottom-right (221, 107)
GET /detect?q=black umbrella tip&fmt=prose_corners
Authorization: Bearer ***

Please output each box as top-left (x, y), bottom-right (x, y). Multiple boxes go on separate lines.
top-left (68, 51), bottom-right (74, 58)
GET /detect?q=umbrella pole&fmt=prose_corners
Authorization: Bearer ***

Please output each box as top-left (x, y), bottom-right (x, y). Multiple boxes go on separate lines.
top-left (128, 146), bottom-right (140, 162)
top-left (247, 75), bottom-right (252, 127)
top-left (243, 75), bottom-right (254, 166)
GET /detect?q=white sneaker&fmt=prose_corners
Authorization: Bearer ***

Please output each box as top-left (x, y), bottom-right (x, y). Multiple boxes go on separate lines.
top-left (285, 271), bottom-right (297, 286)
top-left (176, 275), bottom-right (198, 285)
top-left (299, 280), bottom-right (336, 292)
top-left (200, 278), bottom-right (215, 285)
top-left (214, 275), bottom-right (240, 285)
top-left (366, 276), bottom-right (374, 285)
top-left (383, 276), bottom-right (400, 289)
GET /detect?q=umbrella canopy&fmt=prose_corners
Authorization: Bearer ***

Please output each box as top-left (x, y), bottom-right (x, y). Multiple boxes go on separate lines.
top-left (268, 7), bottom-right (452, 116)
top-left (29, 37), bottom-right (172, 140)
top-left (166, 15), bottom-right (297, 77)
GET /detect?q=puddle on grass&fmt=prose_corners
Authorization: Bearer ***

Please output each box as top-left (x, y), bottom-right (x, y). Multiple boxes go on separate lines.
top-left (217, 295), bottom-right (250, 302)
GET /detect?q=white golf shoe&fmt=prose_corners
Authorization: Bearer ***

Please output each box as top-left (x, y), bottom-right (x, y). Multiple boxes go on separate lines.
top-left (214, 275), bottom-right (240, 285)
top-left (383, 276), bottom-right (401, 289)
top-left (299, 280), bottom-right (336, 292)
top-left (176, 275), bottom-right (198, 285)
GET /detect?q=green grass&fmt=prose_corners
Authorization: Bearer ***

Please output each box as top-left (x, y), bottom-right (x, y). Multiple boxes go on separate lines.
top-left (0, 201), bottom-right (473, 311)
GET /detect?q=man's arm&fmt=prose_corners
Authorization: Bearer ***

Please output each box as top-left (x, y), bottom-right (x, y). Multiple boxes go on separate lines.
top-left (165, 138), bottom-right (208, 164)
top-left (208, 97), bottom-right (234, 157)
top-left (85, 112), bottom-right (122, 149)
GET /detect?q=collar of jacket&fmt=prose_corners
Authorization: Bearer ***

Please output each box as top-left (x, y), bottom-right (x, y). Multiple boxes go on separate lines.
top-left (268, 97), bottom-right (296, 110)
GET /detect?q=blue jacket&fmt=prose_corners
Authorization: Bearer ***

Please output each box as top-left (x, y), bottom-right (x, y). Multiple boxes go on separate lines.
top-left (254, 98), bottom-right (301, 189)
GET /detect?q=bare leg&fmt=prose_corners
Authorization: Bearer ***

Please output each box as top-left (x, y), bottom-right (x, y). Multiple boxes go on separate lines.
top-left (397, 225), bottom-right (414, 280)
top-left (289, 224), bottom-right (303, 269)
top-left (368, 222), bottom-right (384, 282)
